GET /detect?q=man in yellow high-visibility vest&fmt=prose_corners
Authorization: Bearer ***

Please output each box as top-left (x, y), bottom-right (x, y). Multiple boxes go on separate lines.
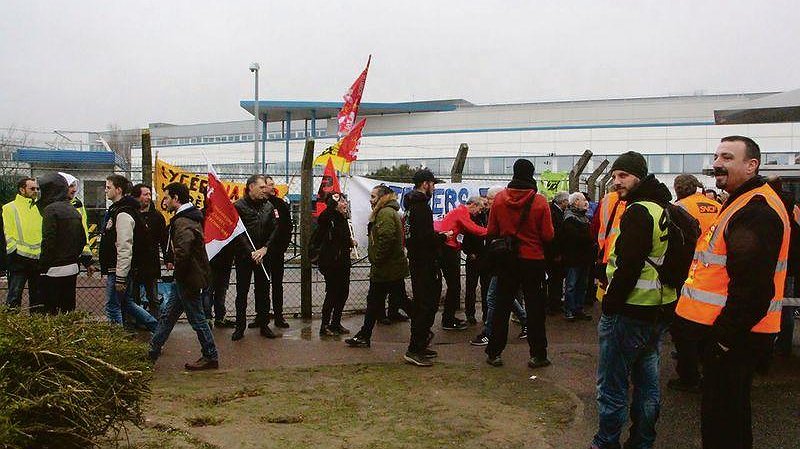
top-left (3, 177), bottom-right (42, 309)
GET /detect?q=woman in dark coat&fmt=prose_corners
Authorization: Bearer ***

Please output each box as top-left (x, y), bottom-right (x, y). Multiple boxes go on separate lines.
top-left (315, 193), bottom-right (355, 336)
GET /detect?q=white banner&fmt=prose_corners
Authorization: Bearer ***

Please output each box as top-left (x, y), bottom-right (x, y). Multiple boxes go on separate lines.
top-left (349, 176), bottom-right (504, 253)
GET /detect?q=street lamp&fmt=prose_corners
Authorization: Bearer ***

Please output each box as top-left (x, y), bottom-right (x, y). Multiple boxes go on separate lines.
top-left (250, 62), bottom-right (260, 173)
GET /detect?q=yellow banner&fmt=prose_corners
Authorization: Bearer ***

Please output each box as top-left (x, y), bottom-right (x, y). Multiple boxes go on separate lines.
top-left (154, 159), bottom-right (288, 220)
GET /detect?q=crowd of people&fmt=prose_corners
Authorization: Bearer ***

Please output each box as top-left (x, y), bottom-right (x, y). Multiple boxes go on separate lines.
top-left (2, 134), bottom-right (798, 449)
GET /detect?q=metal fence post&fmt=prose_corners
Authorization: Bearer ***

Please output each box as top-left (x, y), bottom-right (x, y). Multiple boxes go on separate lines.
top-left (141, 129), bottom-right (152, 187)
top-left (450, 143), bottom-right (469, 182)
top-left (300, 138), bottom-right (315, 320)
top-left (569, 149), bottom-right (592, 193)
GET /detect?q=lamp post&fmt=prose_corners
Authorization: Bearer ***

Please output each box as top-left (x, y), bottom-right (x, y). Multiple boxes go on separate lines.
top-left (249, 62), bottom-right (260, 173)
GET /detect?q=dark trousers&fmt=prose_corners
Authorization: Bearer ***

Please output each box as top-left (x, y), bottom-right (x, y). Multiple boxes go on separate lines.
top-left (134, 278), bottom-right (160, 317)
top-left (486, 259), bottom-right (547, 359)
top-left (408, 258), bottom-right (442, 354)
top-left (204, 257), bottom-right (232, 321)
top-left (701, 336), bottom-right (771, 449)
top-left (545, 259), bottom-right (564, 312)
top-left (6, 266), bottom-right (40, 310)
top-left (439, 246), bottom-right (462, 323)
top-left (267, 250), bottom-right (285, 319)
top-left (321, 265), bottom-right (350, 327)
top-left (464, 255), bottom-right (489, 320)
top-left (234, 258), bottom-right (270, 328)
top-left (359, 279), bottom-right (407, 340)
top-left (40, 274), bottom-right (77, 314)
top-left (671, 316), bottom-right (708, 385)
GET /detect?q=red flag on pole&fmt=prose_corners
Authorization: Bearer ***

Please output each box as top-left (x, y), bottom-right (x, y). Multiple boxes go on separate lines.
top-left (204, 164), bottom-right (247, 260)
top-left (313, 158), bottom-right (341, 217)
top-left (337, 55), bottom-right (371, 137)
top-left (338, 118), bottom-right (366, 164)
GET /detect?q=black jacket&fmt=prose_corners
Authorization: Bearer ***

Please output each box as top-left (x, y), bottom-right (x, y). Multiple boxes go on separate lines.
top-left (710, 176), bottom-right (784, 351)
top-left (267, 195), bottom-right (293, 254)
top-left (402, 189), bottom-right (445, 261)
top-left (315, 204), bottom-right (352, 274)
top-left (561, 207), bottom-right (593, 267)
top-left (37, 173), bottom-right (86, 272)
top-left (140, 202), bottom-right (167, 274)
top-left (169, 205), bottom-right (211, 293)
top-left (234, 196), bottom-right (277, 258)
top-left (461, 210), bottom-right (488, 257)
top-left (603, 174), bottom-right (675, 321)
top-left (545, 201), bottom-right (565, 260)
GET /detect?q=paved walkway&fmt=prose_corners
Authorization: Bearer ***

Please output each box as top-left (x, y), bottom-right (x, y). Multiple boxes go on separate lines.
top-left (152, 302), bottom-right (800, 449)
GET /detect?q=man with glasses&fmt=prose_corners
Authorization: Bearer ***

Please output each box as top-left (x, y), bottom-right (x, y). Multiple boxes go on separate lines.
top-left (3, 177), bottom-right (42, 310)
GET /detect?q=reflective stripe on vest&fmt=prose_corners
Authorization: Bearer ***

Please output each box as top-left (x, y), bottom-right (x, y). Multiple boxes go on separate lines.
top-left (676, 183), bottom-right (790, 333)
top-left (599, 192), bottom-right (625, 264)
top-left (607, 200), bottom-right (677, 306)
top-left (7, 201), bottom-right (42, 259)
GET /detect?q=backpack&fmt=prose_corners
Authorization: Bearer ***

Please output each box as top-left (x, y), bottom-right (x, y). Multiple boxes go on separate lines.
top-left (646, 202), bottom-right (701, 289)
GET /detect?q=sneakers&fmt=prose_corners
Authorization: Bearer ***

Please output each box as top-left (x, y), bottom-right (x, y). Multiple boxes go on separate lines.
top-left (528, 357), bottom-right (552, 369)
top-left (214, 318), bottom-right (236, 328)
top-left (345, 335), bottom-right (371, 348)
top-left (486, 355), bottom-right (503, 367)
top-left (518, 327), bottom-right (528, 339)
top-left (329, 324), bottom-right (350, 335)
top-left (387, 312), bottom-right (409, 322)
top-left (274, 317), bottom-right (290, 329)
top-left (442, 319), bottom-right (468, 331)
top-left (564, 312), bottom-right (576, 322)
top-left (319, 325), bottom-right (337, 337)
top-left (404, 351), bottom-right (434, 367)
top-left (231, 328), bottom-right (245, 341)
top-left (666, 378), bottom-right (701, 393)
top-left (471, 334), bottom-right (489, 346)
top-left (184, 357), bottom-right (219, 371)
top-left (260, 325), bottom-right (278, 339)
top-left (421, 348), bottom-right (438, 359)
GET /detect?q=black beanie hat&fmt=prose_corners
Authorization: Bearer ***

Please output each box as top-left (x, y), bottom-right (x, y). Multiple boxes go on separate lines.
top-left (512, 159), bottom-right (535, 183)
top-left (610, 151), bottom-right (648, 179)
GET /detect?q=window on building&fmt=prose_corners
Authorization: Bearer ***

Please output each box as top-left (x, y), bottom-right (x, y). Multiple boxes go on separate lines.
top-left (684, 154), bottom-right (708, 173)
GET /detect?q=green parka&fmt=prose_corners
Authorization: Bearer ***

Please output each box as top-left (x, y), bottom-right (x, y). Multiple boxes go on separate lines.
top-left (368, 194), bottom-right (409, 282)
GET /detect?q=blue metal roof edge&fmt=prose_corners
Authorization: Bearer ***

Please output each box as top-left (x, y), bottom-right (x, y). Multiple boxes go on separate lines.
top-left (15, 148), bottom-right (118, 165)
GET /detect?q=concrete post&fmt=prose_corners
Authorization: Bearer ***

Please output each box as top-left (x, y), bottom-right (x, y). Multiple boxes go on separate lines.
top-left (300, 138), bottom-right (315, 320)
top-left (450, 143), bottom-right (469, 182)
top-left (586, 159), bottom-right (609, 201)
top-left (598, 172), bottom-right (613, 201)
top-left (569, 149), bottom-right (593, 193)
top-left (141, 129), bottom-right (152, 186)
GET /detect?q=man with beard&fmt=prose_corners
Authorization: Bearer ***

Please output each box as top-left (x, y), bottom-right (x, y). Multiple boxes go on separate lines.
top-left (591, 152), bottom-right (675, 449)
top-left (403, 169), bottom-right (451, 366)
top-left (561, 192), bottom-right (593, 322)
top-left (675, 137), bottom-right (789, 449)
top-left (3, 177), bottom-right (42, 309)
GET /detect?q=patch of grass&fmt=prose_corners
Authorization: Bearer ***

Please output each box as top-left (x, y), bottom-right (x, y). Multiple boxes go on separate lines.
top-left (260, 414), bottom-right (304, 424)
top-left (201, 386), bottom-right (265, 406)
top-left (185, 415), bottom-right (225, 427)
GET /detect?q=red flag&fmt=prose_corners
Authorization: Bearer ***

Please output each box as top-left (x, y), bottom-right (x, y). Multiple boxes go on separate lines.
top-left (338, 118), bottom-right (366, 163)
top-left (313, 158), bottom-right (341, 217)
top-left (337, 55), bottom-right (371, 137)
top-left (204, 165), bottom-right (246, 260)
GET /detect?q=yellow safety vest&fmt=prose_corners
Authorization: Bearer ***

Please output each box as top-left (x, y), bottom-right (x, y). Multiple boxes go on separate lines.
top-left (2, 194), bottom-right (43, 259)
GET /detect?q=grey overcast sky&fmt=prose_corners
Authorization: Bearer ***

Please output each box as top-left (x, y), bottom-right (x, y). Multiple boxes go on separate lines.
top-left (1, 0), bottom-right (799, 133)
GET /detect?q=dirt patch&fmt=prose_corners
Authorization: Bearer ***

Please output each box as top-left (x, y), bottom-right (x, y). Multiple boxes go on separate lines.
top-left (106, 363), bottom-right (576, 449)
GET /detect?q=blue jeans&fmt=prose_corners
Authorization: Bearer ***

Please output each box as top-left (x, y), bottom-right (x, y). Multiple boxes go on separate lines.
top-left (150, 282), bottom-right (218, 361)
top-left (565, 266), bottom-right (588, 315)
top-left (483, 276), bottom-right (527, 338)
top-left (593, 314), bottom-right (667, 449)
top-left (105, 273), bottom-right (158, 332)
top-left (6, 267), bottom-right (40, 310)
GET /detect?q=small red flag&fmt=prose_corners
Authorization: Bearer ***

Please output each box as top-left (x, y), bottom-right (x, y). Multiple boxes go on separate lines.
top-left (338, 118), bottom-right (366, 162)
top-left (337, 55), bottom-right (371, 137)
top-left (204, 165), bottom-right (246, 259)
top-left (313, 158), bottom-right (342, 217)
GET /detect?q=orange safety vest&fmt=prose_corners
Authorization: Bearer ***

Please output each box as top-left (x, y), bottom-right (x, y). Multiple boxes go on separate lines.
top-left (676, 183), bottom-right (790, 333)
top-left (675, 192), bottom-right (721, 236)
top-left (597, 191), bottom-right (626, 264)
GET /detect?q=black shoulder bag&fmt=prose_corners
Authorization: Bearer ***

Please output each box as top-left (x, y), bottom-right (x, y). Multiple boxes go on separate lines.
top-left (486, 194), bottom-right (536, 271)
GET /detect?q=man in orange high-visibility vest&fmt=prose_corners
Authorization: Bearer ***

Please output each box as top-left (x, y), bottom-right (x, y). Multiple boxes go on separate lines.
top-left (668, 174), bottom-right (722, 393)
top-left (593, 189), bottom-right (625, 300)
top-left (675, 136), bottom-right (790, 449)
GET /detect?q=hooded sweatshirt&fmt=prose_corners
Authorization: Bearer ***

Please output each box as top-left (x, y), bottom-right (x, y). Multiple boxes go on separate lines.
top-left (37, 173), bottom-right (86, 275)
top-left (487, 180), bottom-right (554, 260)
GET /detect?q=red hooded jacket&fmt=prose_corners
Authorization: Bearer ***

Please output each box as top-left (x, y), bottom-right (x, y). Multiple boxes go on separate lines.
top-left (438, 204), bottom-right (487, 251)
top-left (487, 188), bottom-right (554, 260)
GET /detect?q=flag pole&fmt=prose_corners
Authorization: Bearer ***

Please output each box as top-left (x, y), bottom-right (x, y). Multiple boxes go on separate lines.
top-left (206, 156), bottom-right (271, 282)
